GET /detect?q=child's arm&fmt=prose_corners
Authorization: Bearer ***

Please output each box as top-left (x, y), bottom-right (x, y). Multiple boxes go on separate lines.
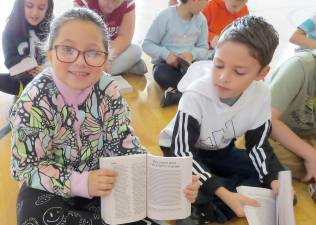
top-left (2, 25), bottom-right (34, 72)
top-left (142, 12), bottom-right (171, 62)
top-left (245, 120), bottom-right (284, 186)
top-left (202, 2), bottom-right (218, 47)
top-left (271, 108), bottom-right (316, 182)
top-left (170, 109), bottom-right (224, 196)
top-left (190, 16), bottom-right (209, 60)
top-left (10, 90), bottom-right (84, 198)
top-left (289, 28), bottom-right (316, 49)
top-left (269, 53), bottom-right (316, 181)
top-left (290, 15), bottom-right (316, 49)
top-left (215, 187), bottom-right (259, 217)
top-left (108, 8), bottom-right (135, 60)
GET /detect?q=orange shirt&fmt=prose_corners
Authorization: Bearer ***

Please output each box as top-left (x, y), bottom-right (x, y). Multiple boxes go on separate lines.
top-left (202, 0), bottom-right (249, 45)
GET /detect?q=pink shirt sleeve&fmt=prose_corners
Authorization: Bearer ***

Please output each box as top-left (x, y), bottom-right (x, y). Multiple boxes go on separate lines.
top-left (70, 171), bottom-right (92, 199)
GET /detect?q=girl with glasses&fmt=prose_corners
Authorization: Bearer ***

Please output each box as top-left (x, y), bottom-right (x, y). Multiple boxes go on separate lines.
top-left (0, 0), bottom-right (54, 96)
top-left (10, 8), bottom-right (199, 225)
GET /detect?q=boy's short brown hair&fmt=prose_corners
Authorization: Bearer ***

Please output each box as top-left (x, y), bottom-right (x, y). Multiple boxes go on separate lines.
top-left (217, 15), bottom-right (279, 68)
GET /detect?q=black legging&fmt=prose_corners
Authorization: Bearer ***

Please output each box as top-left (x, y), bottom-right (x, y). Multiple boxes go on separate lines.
top-left (152, 63), bottom-right (186, 89)
top-left (17, 184), bottom-right (160, 225)
top-left (0, 73), bottom-right (32, 96)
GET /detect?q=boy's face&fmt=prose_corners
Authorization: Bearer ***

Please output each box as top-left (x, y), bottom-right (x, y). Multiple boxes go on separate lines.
top-left (189, 0), bottom-right (208, 15)
top-left (212, 41), bottom-right (268, 99)
top-left (48, 20), bottom-right (106, 91)
top-left (224, 0), bottom-right (247, 14)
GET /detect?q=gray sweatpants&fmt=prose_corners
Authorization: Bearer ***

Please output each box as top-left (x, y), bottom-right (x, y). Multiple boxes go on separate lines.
top-left (109, 44), bottom-right (142, 75)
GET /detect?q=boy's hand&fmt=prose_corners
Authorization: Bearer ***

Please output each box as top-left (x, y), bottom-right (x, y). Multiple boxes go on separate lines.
top-left (271, 179), bottom-right (297, 204)
top-left (271, 179), bottom-right (279, 196)
top-left (166, 52), bottom-right (179, 67)
top-left (178, 52), bottom-right (193, 64)
top-left (216, 187), bottom-right (259, 217)
top-left (302, 151), bottom-right (316, 182)
top-left (226, 192), bottom-right (259, 217)
top-left (88, 168), bottom-right (117, 197)
top-left (184, 175), bottom-right (200, 203)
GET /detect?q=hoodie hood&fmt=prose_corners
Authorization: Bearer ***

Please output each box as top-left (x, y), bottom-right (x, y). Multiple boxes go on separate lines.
top-left (178, 60), bottom-right (266, 112)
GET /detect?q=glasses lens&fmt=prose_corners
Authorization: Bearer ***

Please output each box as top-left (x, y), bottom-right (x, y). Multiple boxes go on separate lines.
top-left (84, 50), bottom-right (107, 67)
top-left (56, 45), bottom-right (78, 63)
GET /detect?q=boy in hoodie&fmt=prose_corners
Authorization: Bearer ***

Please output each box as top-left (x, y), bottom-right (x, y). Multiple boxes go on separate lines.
top-left (160, 16), bottom-right (284, 224)
top-left (203, 0), bottom-right (248, 48)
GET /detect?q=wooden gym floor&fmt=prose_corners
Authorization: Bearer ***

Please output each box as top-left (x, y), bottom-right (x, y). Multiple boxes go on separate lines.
top-left (0, 1), bottom-right (316, 224)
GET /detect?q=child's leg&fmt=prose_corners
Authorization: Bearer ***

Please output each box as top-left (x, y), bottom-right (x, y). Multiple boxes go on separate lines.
top-left (109, 44), bottom-right (143, 75)
top-left (152, 63), bottom-right (183, 89)
top-left (153, 63), bottom-right (184, 107)
top-left (196, 145), bottom-right (263, 223)
top-left (17, 184), bottom-right (106, 225)
top-left (200, 145), bottom-right (262, 189)
top-left (17, 184), bottom-right (162, 225)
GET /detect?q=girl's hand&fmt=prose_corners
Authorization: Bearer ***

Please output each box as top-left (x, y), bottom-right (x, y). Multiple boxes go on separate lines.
top-left (184, 175), bottom-right (200, 203)
top-left (166, 52), bottom-right (179, 67)
top-left (178, 52), bottom-right (193, 64)
top-left (88, 168), bottom-right (117, 197)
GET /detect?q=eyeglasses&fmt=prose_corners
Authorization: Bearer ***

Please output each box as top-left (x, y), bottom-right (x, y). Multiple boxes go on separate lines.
top-left (53, 45), bottom-right (107, 67)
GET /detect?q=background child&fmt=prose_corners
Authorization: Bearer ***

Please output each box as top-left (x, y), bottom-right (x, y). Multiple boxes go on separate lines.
top-left (160, 16), bottom-right (284, 224)
top-left (74, 0), bottom-right (147, 75)
top-left (203, 0), bottom-right (248, 49)
top-left (169, 0), bottom-right (178, 5)
top-left (10, 8), bottom-right (199, 225)
top-left (268, 51), bottom-right (316, 187)
top-left (290, 13), bottom-right (316, 50)
top-left (142, 0), bottom-right (209, 107)
top-left (0, 0), bottom-right (53, 96)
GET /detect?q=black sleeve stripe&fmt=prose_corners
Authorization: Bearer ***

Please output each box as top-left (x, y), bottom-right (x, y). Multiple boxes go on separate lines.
top-left (173, 111), bottom-right (212, 182)
top-left (174, 111), bottom-right (190, 157)
top-left (248, 120), bottom-right (271, 182)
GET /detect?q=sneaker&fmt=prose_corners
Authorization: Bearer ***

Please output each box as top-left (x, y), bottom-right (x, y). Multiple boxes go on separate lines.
top-left (176, 205), bottom-right (208, 225)
top-left (128, 59), bottom-right (148, 75)
top-left (308, 182), bottom-right (316, 203)
top-left (160, 87), bottom-right (182, 107)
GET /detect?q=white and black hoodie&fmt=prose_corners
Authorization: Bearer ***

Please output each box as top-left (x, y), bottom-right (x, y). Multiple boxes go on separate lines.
top-left (160, 61), bottom-right (284, 196)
